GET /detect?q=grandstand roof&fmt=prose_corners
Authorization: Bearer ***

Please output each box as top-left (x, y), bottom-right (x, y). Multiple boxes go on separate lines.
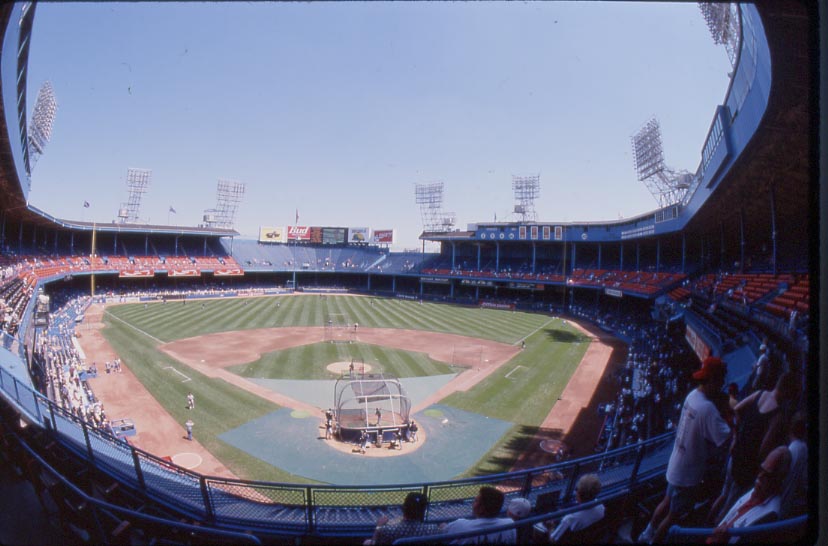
top-left (25, 204), bottom-right (239, 237)
top-left (686, 2), bottom-right (812, 236)
top-left (0, 5), bottom-right (30, 215)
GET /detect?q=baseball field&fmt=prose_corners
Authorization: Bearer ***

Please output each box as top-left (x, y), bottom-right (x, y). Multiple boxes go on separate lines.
top-left (79, 294), bottom-right (613, 485)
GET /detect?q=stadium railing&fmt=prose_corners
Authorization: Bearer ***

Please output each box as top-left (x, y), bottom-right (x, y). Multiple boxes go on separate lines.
top-left (0, 349), bottom-right (676, 538)
top-left (666, 515), bottom-right (808, 544)
top-left (9, 428), bottom-right (263, 545)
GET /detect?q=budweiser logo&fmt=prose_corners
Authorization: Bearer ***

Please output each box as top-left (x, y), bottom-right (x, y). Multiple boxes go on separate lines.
top-left (288, 226), bottom-right (310, 235)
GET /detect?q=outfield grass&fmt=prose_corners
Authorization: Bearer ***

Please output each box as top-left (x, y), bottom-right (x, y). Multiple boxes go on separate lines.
top-left (102, 295), bottom-right (589, 479)
top-left (105, 295), bottom-right (549, 344)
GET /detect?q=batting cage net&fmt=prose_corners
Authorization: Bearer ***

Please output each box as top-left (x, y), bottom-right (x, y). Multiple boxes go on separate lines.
top-left (333, 373), bottom-right (411, 442)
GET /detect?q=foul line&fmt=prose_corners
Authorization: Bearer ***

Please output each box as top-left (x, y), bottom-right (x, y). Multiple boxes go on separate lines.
top-left (504, 365), bottom-right (525, 379)
top-left (164, 366), bottom-right (191, 383)
top-left (516, 317), bottom-right (557, 345)
top-left (103, 310), bottom-right (166, 345)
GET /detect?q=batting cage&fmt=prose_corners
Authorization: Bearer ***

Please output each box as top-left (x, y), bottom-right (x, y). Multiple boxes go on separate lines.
top-left (333, 372), bottom-right (411, 443)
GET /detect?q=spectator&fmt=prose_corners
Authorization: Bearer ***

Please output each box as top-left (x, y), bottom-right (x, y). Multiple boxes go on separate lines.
top-left (536, 474), bottom-right (605, 543)
top-left (364, 492), bottom-right (437, 545)
top-left (706, 446), bottom-right (791, 544)
top-left (441, 486), bottom-right (515, 544)
top-left (638, 357), bottom-right (732, 544)
top-left (710, 371), bottom-right (800, 523)
top-left (726, 383), bottom-right (739, 411)
top-left (506, 497), bottom-right (531, 544)
top-left (779, 411), bottom-right (807, 518)
top-left (749, 345), bottom-right (770, 391)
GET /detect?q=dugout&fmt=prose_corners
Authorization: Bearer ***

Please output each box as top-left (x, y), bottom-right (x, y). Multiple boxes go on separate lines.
top-left (333, 373), bottom-right (411, 443)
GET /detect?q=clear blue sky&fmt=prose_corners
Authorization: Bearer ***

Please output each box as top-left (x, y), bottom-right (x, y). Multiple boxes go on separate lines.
top-left (25, 2), bottom-right (732, 251)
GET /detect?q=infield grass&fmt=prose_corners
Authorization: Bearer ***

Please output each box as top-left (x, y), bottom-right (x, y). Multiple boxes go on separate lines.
top-left (231, 342), bottom-right (454, 380)
top-left (102, 295), bottom-right (589, 479)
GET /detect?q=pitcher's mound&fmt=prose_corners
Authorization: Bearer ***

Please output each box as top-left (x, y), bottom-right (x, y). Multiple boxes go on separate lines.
top-left (327, 361), bottom-right (373, 374)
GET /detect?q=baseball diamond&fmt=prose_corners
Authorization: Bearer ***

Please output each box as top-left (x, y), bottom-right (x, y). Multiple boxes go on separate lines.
top-left (76, 294), bottom-right (610, 482)
top-left (0, 3), bottom-right (816, 545)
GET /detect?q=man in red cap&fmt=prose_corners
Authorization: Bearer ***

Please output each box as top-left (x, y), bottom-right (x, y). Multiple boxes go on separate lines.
top-left (638, 356), bottom-right (732, 544)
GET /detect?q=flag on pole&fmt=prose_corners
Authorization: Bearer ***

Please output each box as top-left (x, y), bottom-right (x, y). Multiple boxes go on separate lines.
top-left (83, 201), bottom-right (90, 208)
top-left (295, 209), bottom-right (299, 225)
top-left (169, 206), bottom-right (177, 214)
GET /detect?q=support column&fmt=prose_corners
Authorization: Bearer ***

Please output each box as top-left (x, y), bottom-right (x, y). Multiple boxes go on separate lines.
top-left (531, 243), bottom-right (536, 274)
top-left (739, 209), bottom-right (745, 273)
top-left (636, 242), bottom-right (640, 271)
top-left (681, 233), bottom-right (686, 273)
top-left (598, 243), bottom-right (602, 270)
top-left (451, 242), bottom-right (456, 270)
top-left (769, 185), bottom-right (778, 275)
top-left (495, 243), bottom-right (500, 272)
top-left (656, 239), bottom-right (661, 273)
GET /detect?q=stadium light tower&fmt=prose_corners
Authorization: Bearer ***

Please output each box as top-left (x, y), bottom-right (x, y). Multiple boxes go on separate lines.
top-left (117, 168), bottom-right (152, 224)
top-left (415, 182), bottom-right (453, 232)
top-left (631, 118), bottom-right (691, 210)
top-left (203, 179), bottom-right (245, 229)
top-left (512, 174), bottom-right (540, 222)
top-left (698, 2), bottom-right (741, 67)
top-left (27, 81), bottom-right (58, 173)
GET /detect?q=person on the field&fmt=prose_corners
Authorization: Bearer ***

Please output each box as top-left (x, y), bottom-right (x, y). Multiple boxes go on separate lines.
top-left (375, 407), bottom-right (382, 426)
top-left (185, 419), bottom-right (194, 441)
top-left (407, 420), bottom-right (419, 442)
top-left (187, 392), bottom-right (195, 410)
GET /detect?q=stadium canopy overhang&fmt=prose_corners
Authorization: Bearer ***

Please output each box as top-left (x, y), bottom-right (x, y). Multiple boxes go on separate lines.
top-left (18, 204), bottom-right (239, 237)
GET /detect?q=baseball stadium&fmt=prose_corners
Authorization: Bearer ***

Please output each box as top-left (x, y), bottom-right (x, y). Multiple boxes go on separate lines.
top-left (0, 2), bottom-right (822, 545)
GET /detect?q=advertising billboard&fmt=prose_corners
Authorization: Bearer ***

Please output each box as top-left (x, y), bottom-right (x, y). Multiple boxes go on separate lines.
top-left (371, 229), bottom-right (394, 244)
top-left (287, 225), bottom-right (311, 241)
top-left (310, 227), bottom-right (323, 244)
top-left (349, 227), bottom-right (370, 243)
top-left (259, 226), bottom-right (286, 243)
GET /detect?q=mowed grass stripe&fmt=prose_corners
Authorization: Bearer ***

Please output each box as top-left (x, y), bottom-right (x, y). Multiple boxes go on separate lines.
top-left (362, 298), bottom-right (404, 329)
top-left (404, 301), bottom-right (459, 334)
top-left (378, 299), bottom-right (441, 332)
top-left (109, 295), bottom-right (554, 345)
